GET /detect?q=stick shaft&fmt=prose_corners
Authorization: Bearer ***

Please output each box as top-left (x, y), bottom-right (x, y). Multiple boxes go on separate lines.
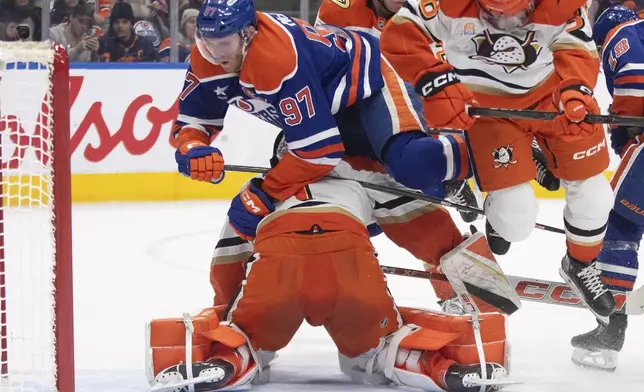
top-left (380, 265), bottom-right (634, 315)
top-left (223, 164), bottom-right (566, 235)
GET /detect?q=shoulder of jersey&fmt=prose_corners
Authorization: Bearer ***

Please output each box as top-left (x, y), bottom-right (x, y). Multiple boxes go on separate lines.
top-left (604, 19), bottom-right (644, 53)
top-left (434, 0), bottom-right (478, 18)
top-left (189, 45), bottom-right (232, 81)
top-left (239, 12), bottom-right (299, 95)
top-left (318, 0), bottom-right (374, 28)
top-left (531, 0), bottom-right (589, 26)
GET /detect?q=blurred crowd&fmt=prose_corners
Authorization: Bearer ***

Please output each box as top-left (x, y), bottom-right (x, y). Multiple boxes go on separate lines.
top-left (0, 0), bottom-right (642, 63)
top-left (0, 0), bottom-right (200, 62)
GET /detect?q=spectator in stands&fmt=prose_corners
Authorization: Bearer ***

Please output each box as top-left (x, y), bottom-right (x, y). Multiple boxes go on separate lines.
top-left (50, 4), bottom-right (100, 62)
top-left (0, 0), bottom-right (41, 40)
top-left (130, 0), bottom-right (170, 44)
top-left (97, 1), bottom-right (158, 62)
top-left (179, 7), bottom-right (196, 47)
top-left (178, 0), bottom-right (202, 25)
top-left (50, 0), bottom-right (83, 25)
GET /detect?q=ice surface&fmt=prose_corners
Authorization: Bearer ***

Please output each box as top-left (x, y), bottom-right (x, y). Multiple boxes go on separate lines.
top-left (60, 200), bottom-right (644, 391)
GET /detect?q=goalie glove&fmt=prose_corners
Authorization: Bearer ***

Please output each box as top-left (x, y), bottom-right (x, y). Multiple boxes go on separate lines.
top-left (227, 178), bottom-right (276, 241)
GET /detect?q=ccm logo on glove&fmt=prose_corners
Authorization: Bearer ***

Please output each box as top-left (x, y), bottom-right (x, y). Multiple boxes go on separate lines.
top-left (416, 70), bottom-right (459, 97)
top-left (242, 191), bottom-right (263, 214)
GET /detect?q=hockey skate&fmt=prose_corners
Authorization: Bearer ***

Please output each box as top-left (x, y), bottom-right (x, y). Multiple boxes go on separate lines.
top-left (559, 254), bottom-right (615, 324)
top-left (531, 139), bottom-right (560, 192)
top-left (485, 220), bottom-right (511, 256)
top-left (152, 359), bottom-right (236, 392)
top-left (444, 363), bottom-right (510, 392)
top-left (571, 313), bottom-right (627, 372)
top-left (444, 179), bottom-right (481, 223)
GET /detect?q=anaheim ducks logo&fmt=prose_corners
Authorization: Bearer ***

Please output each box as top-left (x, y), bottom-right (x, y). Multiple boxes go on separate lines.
top-left (331, 0), bottom-right (350, 9)
top-left (469, 30), bottom-right (542, 73)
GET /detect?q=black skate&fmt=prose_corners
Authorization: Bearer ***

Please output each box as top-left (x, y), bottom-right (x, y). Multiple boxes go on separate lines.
top-left (559, 254), bottom-right (615, 324)
top-left (532, 139), bottom-right (560, 192)
top-left (153, 359), bottom-right (236, 391)
top-left (444, 363), bottom-right (509, 392)
top-left (571, 313), bottom-right (627, 372)
top-left (444, 179), bottom-right (481, 223)
top-left (485, 220), bottom-right (511, 255)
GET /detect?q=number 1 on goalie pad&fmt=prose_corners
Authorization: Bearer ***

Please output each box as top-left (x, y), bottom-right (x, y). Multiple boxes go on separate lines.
top-left (440, 232), bottom-right (522, 315)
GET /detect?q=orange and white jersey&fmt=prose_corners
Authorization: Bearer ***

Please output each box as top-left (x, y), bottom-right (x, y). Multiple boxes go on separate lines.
top-left (381, 0), bottom-right (599, 109)
top-left (315, 0), bottom-right (388, 37)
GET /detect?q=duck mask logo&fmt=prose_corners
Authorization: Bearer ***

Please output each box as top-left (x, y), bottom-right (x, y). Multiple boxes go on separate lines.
top-left (469, 29), bottom-right (542, 73)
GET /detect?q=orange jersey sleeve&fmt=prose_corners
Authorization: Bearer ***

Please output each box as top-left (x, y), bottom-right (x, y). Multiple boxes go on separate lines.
top-left (380, 12), bottom-right (444, 84)
top-left (315, 0), bottom-right (383, 35)
top-left (543, 1), bottom-right (600, 87)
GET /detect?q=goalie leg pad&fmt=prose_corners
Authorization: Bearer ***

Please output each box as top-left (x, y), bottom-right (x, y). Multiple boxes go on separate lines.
top-left (146, 306), bottom-right (225, 382)
top-left (440, 232), bottom-right (522, 315)
top-left (398, 307), bottom-right (508, 368)
top-left (147, 307), bottom-right (266, 391)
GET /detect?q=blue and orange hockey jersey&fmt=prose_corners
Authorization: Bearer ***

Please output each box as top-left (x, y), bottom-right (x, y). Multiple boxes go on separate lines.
top-left (172, 12), bottom-right (383, 201)
top-left (602, 19), bottom-right (644, 117)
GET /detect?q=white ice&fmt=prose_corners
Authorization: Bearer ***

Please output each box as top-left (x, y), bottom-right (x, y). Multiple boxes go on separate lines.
top-left (53, 199), bottom-right (644, 391)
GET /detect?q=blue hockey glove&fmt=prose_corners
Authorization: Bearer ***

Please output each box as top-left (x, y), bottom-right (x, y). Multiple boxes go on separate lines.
top-left (228, 178), bottom-right (276, 241)
top-left (175, 141), bottom-right (225, 184)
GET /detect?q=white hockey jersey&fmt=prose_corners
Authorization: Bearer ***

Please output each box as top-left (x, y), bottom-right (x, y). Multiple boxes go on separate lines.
top-left (380, 0), bottom-right (599, 109)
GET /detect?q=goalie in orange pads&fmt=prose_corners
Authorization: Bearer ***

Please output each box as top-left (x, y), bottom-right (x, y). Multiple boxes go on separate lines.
top-left (147, 159), bottom-right (512, 392)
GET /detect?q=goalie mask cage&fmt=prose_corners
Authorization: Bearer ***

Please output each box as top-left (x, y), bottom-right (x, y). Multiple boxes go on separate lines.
top-left (0, 42), bottom-right (74, 392)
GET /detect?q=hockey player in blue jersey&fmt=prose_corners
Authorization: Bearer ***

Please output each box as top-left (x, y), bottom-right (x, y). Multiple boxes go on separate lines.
top-left (172, 0), bottom-right (484, 292)
top-left (569, 4), bottom-right (642, 372)
top-left (172, 0), bottom-right (473, 212)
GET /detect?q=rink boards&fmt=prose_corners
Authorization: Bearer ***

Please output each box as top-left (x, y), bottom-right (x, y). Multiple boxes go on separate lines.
top-left (1, 63), bottom-right (620, 203)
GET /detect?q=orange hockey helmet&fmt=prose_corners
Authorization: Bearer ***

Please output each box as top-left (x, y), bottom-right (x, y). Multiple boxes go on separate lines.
top-left (478, 0), bottom-right (534, 17)
top-left (478, 0), bottom-right (535, 31)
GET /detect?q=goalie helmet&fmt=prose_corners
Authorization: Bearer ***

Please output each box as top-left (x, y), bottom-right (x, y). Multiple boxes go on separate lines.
top-left (478, 0), bottom-right (535, 31)
top-left (195, 0), bottom-right (258, 65)
top-left (593, 5), bottom-right (638, 48)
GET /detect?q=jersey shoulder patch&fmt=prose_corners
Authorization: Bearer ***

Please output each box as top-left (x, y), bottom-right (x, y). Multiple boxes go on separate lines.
top-left (330, 0), bottom-right (350, 9)
top-left (240, 13), bottom-right (299, 95)
top-left (318, 0), bottom-right (374, 29)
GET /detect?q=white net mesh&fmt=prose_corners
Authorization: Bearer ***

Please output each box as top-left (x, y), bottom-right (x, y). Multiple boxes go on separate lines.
top-left (0, 42), bottom-right (57, 391)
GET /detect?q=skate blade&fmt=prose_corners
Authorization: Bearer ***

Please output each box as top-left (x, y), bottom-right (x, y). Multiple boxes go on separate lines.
top-left (558, 268), bottom-right (610, 325)
top-left (571, 348), bottom-right (618, 373)
top-left (470, 377), bottom-right (522, 387)
top-left (151, 373), bottom-right (232, 392)
top-left (571, 357), bottom-right (617, 373)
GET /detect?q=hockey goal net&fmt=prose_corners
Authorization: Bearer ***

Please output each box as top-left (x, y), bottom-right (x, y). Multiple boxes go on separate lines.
top-left (0, 42), bottom-right (74, 391)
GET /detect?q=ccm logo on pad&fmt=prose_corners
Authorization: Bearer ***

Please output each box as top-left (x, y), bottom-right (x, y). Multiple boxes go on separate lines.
top-left (572, 139), bottom-right (606, 160)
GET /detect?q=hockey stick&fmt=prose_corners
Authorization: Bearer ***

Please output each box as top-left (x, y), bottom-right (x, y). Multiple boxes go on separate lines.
top-left (380, 265), bottom-right (644, 316)
top-left (468, 107), bottom-right (644, 127)
top-left (223, 164), bottom-right (566, 235)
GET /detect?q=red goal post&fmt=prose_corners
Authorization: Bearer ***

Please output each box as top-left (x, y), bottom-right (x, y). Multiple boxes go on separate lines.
top-left (0, 41), bottom-right (74, 392)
